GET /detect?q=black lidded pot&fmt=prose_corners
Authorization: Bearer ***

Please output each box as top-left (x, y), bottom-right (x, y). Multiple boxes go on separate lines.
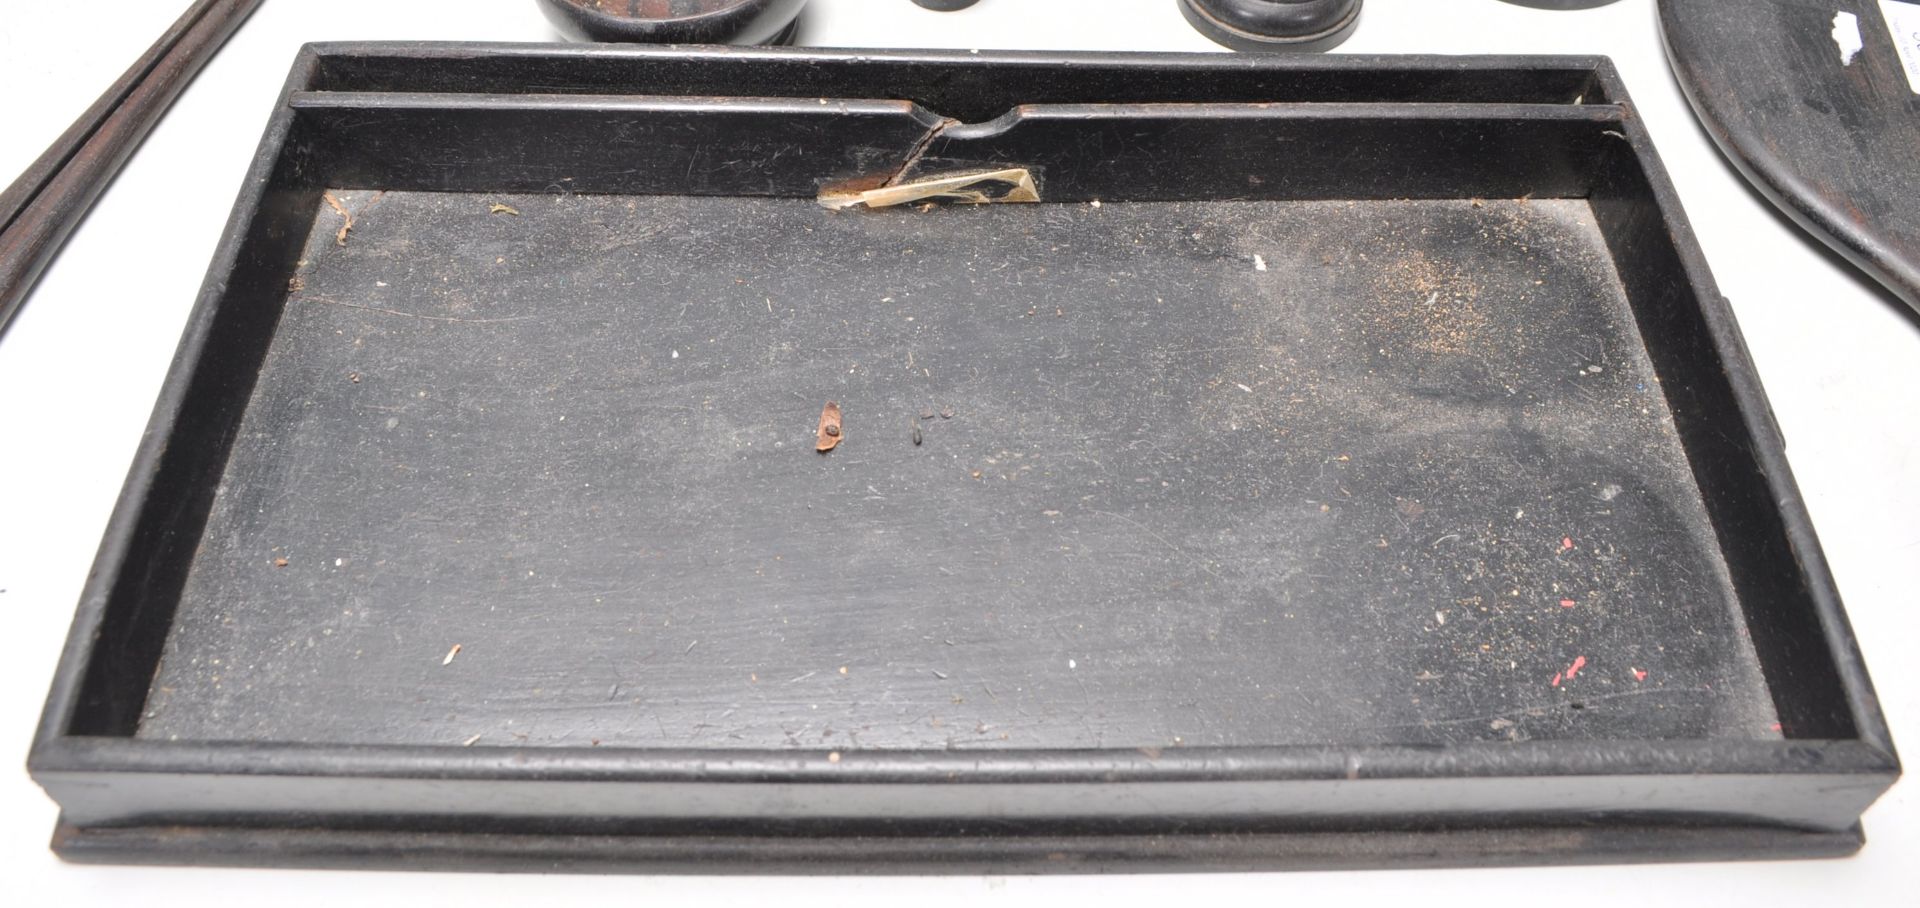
top-left (536, 0), bottom-right (810, 45)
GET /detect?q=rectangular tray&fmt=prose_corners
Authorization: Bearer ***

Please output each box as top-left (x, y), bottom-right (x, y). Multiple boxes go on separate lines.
top-left (30, 44), bottom-right (1898, 873)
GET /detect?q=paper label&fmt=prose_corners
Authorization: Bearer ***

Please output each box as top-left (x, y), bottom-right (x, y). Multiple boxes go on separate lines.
top-left (1835, 11), bottom-right (1864, 66)
top-left (1881, 0), bottom-right (1920, 94)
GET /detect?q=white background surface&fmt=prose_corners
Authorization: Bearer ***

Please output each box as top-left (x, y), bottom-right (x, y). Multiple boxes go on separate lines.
top-left (1, 0), bottom-right (1915, 903)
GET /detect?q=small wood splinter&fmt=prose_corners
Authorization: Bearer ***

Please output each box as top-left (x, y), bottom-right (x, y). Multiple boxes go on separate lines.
top-left (816, 401), bottom-right (843, 452)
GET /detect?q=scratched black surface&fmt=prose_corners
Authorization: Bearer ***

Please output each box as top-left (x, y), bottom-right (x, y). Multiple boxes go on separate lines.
top-left (137, 192), bottom-right (1779, 749)
top-left (1661, 0), bottom-right (1920, 313)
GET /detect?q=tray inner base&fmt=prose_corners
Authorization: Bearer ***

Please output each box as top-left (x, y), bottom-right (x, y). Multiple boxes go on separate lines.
top-left (137, 192), bottom-right (1778, 751)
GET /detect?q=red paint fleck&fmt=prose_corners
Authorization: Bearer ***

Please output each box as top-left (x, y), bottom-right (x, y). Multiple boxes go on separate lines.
top-left (1564, 655), bottom-right (1587, 681)
top-left (1560, 537), bottom-right (1574, 552)
top-left (1551, 671), bottom-right (1563, 687)
top-left (1632, 668), bottom-right (1647, 681)
top-left (1769, 722), bottom-right (1783, 732)
top-left (1559, 598), bottom-right (1577, 608)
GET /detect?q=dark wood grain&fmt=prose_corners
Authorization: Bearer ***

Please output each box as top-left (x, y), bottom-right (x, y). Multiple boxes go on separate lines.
top-left (1661, 0), bottom-right (1920, 315)
top-left (0, 0), bottom-right (220, 234)
top-left (0, 0), bottom-right (265, 335)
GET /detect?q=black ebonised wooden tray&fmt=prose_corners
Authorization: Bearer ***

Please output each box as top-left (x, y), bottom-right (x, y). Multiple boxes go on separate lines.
top-left (29, 44), bottom-right (1898, 873)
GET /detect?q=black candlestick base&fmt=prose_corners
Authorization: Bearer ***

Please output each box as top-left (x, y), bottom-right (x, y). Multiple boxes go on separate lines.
top-left (1495, 0), bottom-right (1626, 9)
top-left (1177, 0), bottom-right (1362, 53)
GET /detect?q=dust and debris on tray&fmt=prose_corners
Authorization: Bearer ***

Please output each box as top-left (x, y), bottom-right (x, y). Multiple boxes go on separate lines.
top-left (442, 643), bottom-right (462, 666)
top-left (323, 192), bottom-right (354, 246)
top-left (488, 203), bottom-right (521, 216)
top-left (271, 556), bottom-right (289, 568)
top-left (911, 423), bottom-right (923, 446)
top-left (153, 193), bottom-right (1773, 754)
top-left (1550, 655), bottom-right (1588, 688)
top-left (462, 733), bottom-right (482, 747)
top-left (320, 190), bottom-right (384, 247)
top-left (816, 401), bottom-right (843, 452)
